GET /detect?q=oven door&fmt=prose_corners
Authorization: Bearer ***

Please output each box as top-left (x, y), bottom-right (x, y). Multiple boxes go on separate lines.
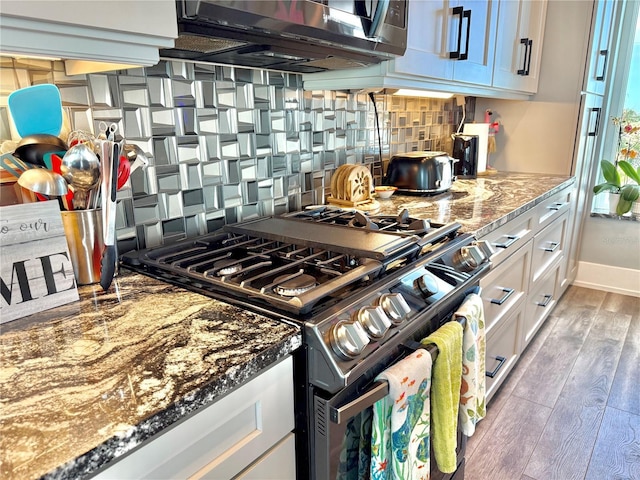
top-left (311, 288), bottom-right (477, 480)
top-left (313, 342), bottom-right (467, 480)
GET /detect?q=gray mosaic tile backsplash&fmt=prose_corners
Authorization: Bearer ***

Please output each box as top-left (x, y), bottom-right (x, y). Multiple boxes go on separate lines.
top-left (0, 58), bottom-right (468, 251)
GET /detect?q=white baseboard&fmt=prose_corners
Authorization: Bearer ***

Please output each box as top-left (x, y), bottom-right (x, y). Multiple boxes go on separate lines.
top-left (573, 261), bottom-right (640, 297)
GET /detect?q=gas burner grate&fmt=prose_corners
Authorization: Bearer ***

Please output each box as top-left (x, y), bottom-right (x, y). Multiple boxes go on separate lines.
top-left (135, 231), bottom-right (385, 315)
top-left (285, 207), bottom-right (437, 236)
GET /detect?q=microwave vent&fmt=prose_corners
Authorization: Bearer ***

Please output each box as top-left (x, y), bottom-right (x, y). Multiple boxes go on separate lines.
top-left (303, 57), bottom-right (370, 70)
top-left (174, 35), bottom-right (248, 54)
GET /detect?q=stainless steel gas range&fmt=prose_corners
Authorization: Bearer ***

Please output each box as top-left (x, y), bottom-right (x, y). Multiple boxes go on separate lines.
top-left (121, 207), bottom-right (492, 480)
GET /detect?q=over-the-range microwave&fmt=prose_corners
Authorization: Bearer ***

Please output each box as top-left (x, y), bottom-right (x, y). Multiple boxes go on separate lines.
top-left (160, 0), bottom-right (408, 73)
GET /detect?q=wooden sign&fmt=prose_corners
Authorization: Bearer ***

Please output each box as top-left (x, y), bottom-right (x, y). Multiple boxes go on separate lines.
top-left (0, 201), bottom-right (79, 324)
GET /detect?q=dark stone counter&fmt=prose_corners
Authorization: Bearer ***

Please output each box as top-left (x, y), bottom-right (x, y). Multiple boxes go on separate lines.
top-left (0, 272), bottom-right (301, 480)
top-left (374, 172), bottom-right (574, 237)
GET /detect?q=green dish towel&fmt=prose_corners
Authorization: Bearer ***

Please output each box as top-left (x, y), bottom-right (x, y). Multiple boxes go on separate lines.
top-left (422, 321), bottom-right (463, 474)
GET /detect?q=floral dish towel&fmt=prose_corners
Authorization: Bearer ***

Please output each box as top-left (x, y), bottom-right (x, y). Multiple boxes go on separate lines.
top-left (370, 348), bottom-right (433, 480)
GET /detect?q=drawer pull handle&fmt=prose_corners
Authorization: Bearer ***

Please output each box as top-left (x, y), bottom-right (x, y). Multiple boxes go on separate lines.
top-left (537, 294), bottom-right (553, 307)
top-left (490, 287), bottom-right (515, 305)
top-left (495, 235), bottom-right (520, 249)
top-left (548, 202), bottom-right (566, 211)
top-left (544, 242), bottom-right (560, 253)
top-left (485, 355), bottom-right (506, 378)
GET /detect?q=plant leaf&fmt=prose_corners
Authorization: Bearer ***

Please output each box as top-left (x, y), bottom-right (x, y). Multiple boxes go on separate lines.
top-left (621, 184), bottom-right (640, 202)
top-left (616, 196), bottom-right (633, 215)
top-left (601, 160), bottom-right (620, 185)
top-left (593, 183), bottom-right (619, 194)
top-left (618, 161), bottom-right (640, 184)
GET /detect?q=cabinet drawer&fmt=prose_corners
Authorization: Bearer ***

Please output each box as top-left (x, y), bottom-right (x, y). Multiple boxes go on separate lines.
top-left (235, 433), bottom-right (296, 480)
top-left (535, 187), bottom-right (572, 230)
top-left (94, 357), bottom-right (294, 480)
top-left (485, 306), bottom-right (522, 403)
top-left (530, 212), bottom-right (568, 286)
top-left (481, 210), bottom-right (535, 267)
top-left (524, 263), bottom-right (560, 346)
top-left (480, 241), bottom-right (531, 333)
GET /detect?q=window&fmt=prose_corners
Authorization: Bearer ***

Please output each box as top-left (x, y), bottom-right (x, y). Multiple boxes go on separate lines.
top-left (591, 1), bottom-right (640, 215)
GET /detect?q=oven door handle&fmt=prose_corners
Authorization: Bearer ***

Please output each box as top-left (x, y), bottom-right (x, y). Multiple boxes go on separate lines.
top-left (329, 340), bottom-right (441, 425)
top-left (329, 381), bottom-right (389, 425)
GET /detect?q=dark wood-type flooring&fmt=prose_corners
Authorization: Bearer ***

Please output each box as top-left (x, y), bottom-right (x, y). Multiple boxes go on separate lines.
top-left (466, 286), bottom-right (640, 480)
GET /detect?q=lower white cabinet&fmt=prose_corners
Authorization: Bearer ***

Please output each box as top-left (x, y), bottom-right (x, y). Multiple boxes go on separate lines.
top-left (235, 434), bottom-right (296, 480)
top-left (524, 262), bottom-right (561, 345)
top-left (485, 304), bottom-right (523, 402)
top-left (480, 240), bottom-right (529, 404)
top-left (479, 183), bottom-right (572, 403)
top-left (480, 240), bottom-right (532, 333)
top-left (93, 357), bottom-right (295, 480)
top-left (530, 211), bottom-right (569, 285)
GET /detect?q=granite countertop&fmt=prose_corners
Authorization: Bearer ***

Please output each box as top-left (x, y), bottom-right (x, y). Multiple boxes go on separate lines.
top-left (0, 171), bottom-right (574, 480)
top-left (374, 172), bottom-right (575, 237)
top-left (0, 272), bottom-right (302, 480)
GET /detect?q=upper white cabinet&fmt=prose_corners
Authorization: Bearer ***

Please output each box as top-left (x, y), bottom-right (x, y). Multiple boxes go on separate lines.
top-left (492, 0), bottom-right (548, 93)
top-left (584, 0), bottom-right (618, 95)
top-left (394, 0), bottom-right (499, 86)
top-left (0, 0), bottom-right (177, 73)
top-left (303, 0), bottom-right (548, 99)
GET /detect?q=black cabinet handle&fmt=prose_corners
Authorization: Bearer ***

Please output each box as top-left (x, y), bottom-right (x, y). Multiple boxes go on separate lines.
top-left (486, 355), bottom-right (506, 378)
top-left (517, 38), bottom-right (529, 75)
top-left (460, 8), bottom-right (471, 61)
top-left (450, 7), bottom-right (471, 60)
top-left (588, 107), bottom-right (601, 137)
top-left (450, 6), bottom-right (464, 59)
top-left (494, 234), bottom-right (520, 249)
top-left (537, 294), bottom-right (553, 307)
top-left (547, 202), bottom-right (567, 211)
top-left (544, 241), bottom-right (560, 253)
top-left (490, 287), bottom-right (515, 305)
top-left (525, 39), bottom-right (533, 75)
top-left (596, 49), bottom-right (608, 81)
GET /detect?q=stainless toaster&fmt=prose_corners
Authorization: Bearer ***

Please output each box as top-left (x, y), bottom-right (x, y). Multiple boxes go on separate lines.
top-left (383, 151), bottom-right (457, 194)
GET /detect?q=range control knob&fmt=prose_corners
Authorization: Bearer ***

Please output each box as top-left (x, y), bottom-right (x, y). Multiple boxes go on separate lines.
top-left (329, 320), bottom-right (370, 359)
top-left (378, 293), bottom-right (412, 325)
top-left (416, 273), bottom-right (439, 297)
top-left (453, 245), bottom-right (486, 272)
top-left (357, 306), bottom-right (391, 339)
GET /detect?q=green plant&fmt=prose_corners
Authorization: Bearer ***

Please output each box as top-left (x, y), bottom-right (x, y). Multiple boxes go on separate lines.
top-left (593, 160), bottom-right (640, 214)
top-left (593, 112), bottom-right (640, 215)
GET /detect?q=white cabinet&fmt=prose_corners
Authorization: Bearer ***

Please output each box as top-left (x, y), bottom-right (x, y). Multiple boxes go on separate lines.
top-left (480, 239), bottom-right (532, 334)
top-left (480, 236), bottom-right (529, 405)
top-left (560, 94), bottom-right (603, 294)
top-left (303, 0), bottom-right (547, 99)
top-left (93, 357), bottom-right (295, 480)
top-left (524, 261), bottom-right (560, 345)
top-left (0, 0), bottom-right (177, 72)
top-left (485, 304), bottom-right (523, 402)
top-left (478, 183), bottom-right (573, 403)
top-left (584, 0), bottom-right (618, 95)
top-left (394, 0), bottom-right (498, 86)
top-left (492, 0), bottom-right (548, 93)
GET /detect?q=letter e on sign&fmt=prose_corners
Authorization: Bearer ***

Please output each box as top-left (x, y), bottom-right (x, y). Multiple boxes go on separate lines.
top-left (0, 201), bottom-right (79, 323)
